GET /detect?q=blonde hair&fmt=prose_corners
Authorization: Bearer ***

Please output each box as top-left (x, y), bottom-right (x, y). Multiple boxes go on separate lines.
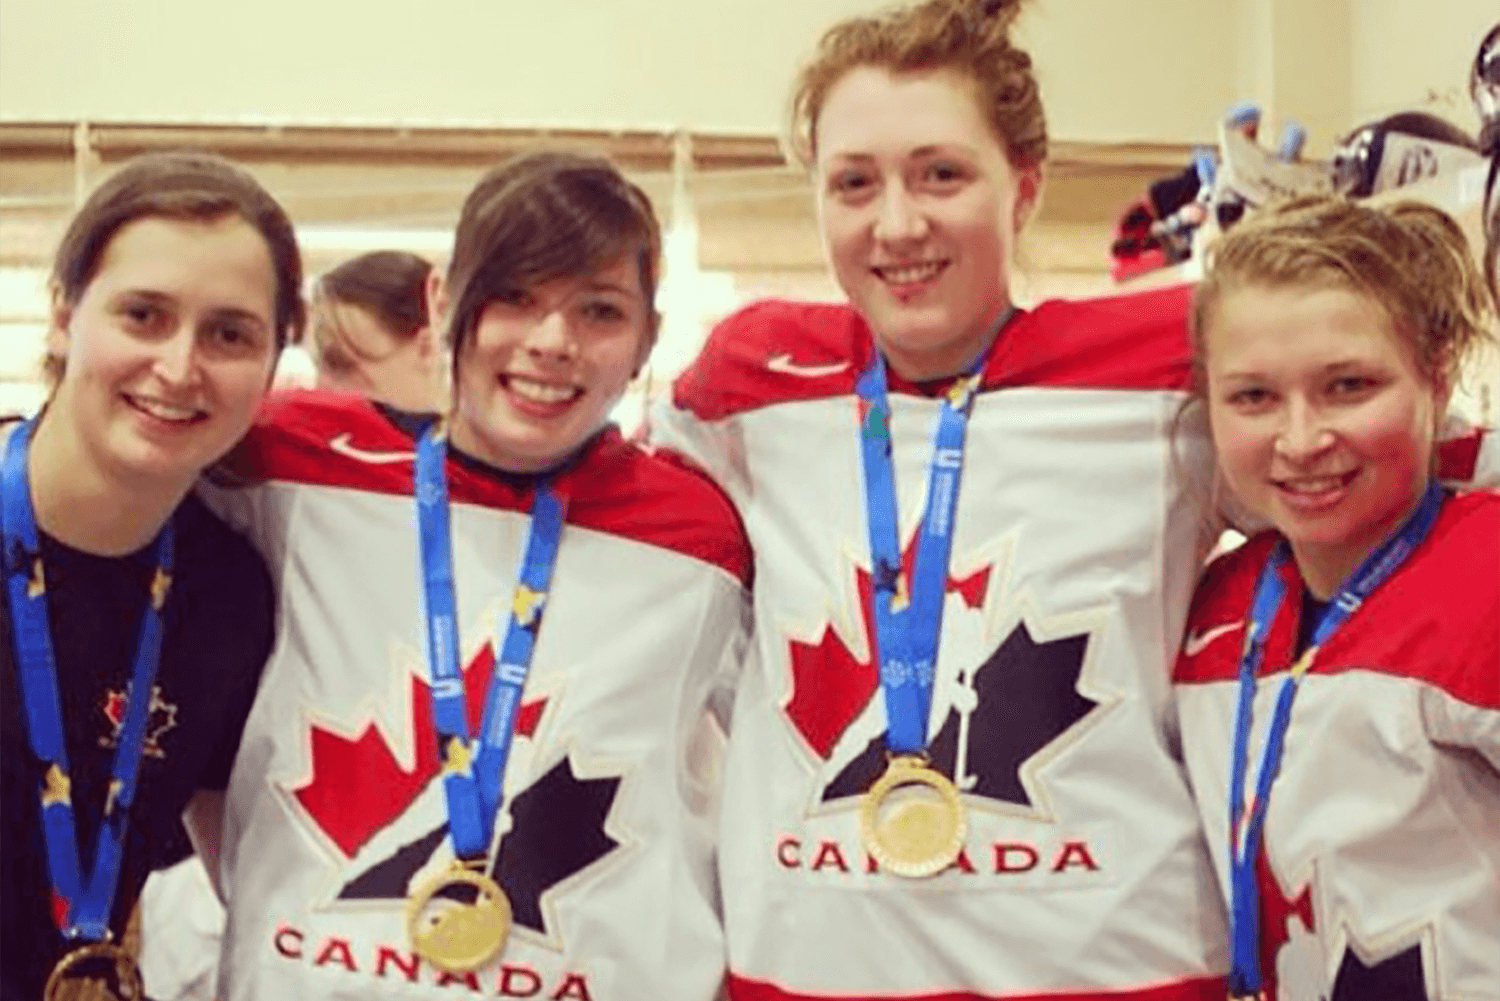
top-left (1191, 195), bottom-right (1495, 394)
top-left (789, 0), bottom-right (1045, 171)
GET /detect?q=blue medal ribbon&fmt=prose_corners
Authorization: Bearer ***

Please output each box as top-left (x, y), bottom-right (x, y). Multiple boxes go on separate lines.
top-left (1, 418), bottom-right (175, 943)
top-left (414, 426), bottom-right (566, 862)
top-left (1225, 481), bottom-right (1444, 996)
top-left (854, 319), bottom-right (1005, 758)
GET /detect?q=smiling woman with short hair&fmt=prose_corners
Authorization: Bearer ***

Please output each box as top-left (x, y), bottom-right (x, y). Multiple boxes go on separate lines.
top-left (205, 150), bottom-right (751, 1001)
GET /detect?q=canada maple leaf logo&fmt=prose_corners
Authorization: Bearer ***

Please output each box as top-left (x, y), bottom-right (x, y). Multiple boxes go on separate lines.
top-left (1259, 850), bottom-right (1319, 1000)
top-left (293, 639), bottom-right (548, 859)
top-left (99, 684), bottom-right (177, 759)
top-left (1330, 943), bottom-right (1427, 1000)
top-left (785, 544), bottom-right (989, 760)
top-left (1259, 856), bottom-right (1429, 1001)
top-left (786, 539), bottom-right (1101, 811)
top-left (290, 637), bottom-right (624, 943)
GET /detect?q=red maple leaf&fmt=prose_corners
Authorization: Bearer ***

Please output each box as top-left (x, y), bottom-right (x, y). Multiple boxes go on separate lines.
top-left (1257, 848), bottom-right (1315, 991)
top-left (293, 642), bottom-right (547, 858)
top-left (785, 545), bottom-right (989, 760)
top-left (103, 691), bottom-right (128, 728)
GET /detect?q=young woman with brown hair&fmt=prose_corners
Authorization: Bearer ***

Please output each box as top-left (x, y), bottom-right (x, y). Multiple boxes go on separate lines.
top-left (207, 150), bottom-right (749, 1001)
top-left (652, 2), bottom-right (1229, 997)
top-left (1, 150), bottom-right (302, 1001)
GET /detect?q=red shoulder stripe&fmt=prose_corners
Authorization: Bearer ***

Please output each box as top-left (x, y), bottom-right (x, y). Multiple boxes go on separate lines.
top-left (1437, 427), bottom-right (1484, 482)
top-left (726, 972), bottom-right (1226, 1001)
top-left (241, 390), bottom-right (752, 585)
top-left (1175, 495), bottom-right (1500, 708)
top-left (673, 286), bottom-right (1195, 422)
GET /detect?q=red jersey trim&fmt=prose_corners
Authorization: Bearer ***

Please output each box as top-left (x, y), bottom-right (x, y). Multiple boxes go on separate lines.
top-left (1436, 427), bottom-right (1485, 482)
top-left (1173, 492), bottom-right (1500, 709)
top-left (672, 286), bottom-right (1196, 422)
top-left (237, 389), bottom-right (752, 585)
top-left (726, 973), bottom-right (1226, 1001)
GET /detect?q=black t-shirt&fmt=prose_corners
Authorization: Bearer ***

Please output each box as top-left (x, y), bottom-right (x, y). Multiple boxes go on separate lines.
top-left (1296, 588), bottom-right (1330, 657)
top-left (0, 493), bottom-right (274, 1001)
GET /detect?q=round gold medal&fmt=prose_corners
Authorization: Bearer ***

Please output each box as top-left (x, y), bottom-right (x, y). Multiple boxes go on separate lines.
top-left (407, 865), bottom-right (512, 973)
top-left (44, 941), bottom-right (144, 1001)
top-left (859, 755), bottom-right (967, 878)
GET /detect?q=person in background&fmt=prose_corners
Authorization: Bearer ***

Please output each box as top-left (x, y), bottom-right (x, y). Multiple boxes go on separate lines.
top-left (0, 150), bottom-right (300, 1001)
top-left (1174, 195), bottom-right (1497, 1001)
top-left (309, 249), bottom-right (445, 413)
top-left (207, 150), bottom-right (748, 1001)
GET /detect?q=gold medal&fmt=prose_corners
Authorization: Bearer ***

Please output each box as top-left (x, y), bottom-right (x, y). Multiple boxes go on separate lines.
top-left (407, 863), bottom-right (511, 973)
top-left (44, 941), bottom-right (144, 1001)
top-left (859, 755), bottom-right (966, 878)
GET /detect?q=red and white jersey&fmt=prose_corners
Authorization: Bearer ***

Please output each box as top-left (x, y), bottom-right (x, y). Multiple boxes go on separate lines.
top-left (651, 291), bottom-right (1231, 1000)
top-left (1174, 492), bottom-right (1500, 1001)
top-left (205, 391), bottom-right (751, 1001)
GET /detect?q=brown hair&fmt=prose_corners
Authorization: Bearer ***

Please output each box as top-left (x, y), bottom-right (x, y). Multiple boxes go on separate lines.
top-left (47, 151), bottom-right (305, 385)
top-left (312, 250), bottom-right (432, 372)
top-left (1190, 195), bottom-right (1495, 395)
top-left (789, 0), bottom-right (1045, 170)
top-left (442, 150), bottom-right (662, 363)
top-left (1484, 157), bottom-right (1498, 308)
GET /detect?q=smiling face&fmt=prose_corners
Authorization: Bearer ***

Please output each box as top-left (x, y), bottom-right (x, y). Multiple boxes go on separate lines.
top-left (815, 66), bottom-right (1039, 380)
top-left (47, 214), bottom-right (279, 491)
top-left (1205, 283), bottom-right (1447, 597)
top-left (447, 255), bottom-right (653, 473)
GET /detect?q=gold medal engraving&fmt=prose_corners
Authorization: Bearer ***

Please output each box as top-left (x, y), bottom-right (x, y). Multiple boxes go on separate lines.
top-left (44, 941), bottom-right (144, 1001)
top-left (859, 755), bottom-right (966, 878)
top-left (407, 864), bottom-right (511, 973)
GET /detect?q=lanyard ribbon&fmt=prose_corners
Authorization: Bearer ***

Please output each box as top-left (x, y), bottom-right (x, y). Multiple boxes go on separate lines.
top-left (1, 418), bottom-right (174, 943)
top-left (1226, 481), bottom-right (1444, 995)
top-left (414, 426), bottom-right (566, 862)
top-left (854, 319), bottom-right (1005, 757)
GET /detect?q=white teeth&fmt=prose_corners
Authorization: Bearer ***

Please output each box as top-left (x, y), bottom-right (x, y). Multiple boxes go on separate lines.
top-left (130, 396), bottom-right (199, 422)
top-left (508, 376), bottom-right (576, 405)
top-left (1282, 476), bottom-right (1348, 494)
top-left (880, 261), bottom-right (944, 284)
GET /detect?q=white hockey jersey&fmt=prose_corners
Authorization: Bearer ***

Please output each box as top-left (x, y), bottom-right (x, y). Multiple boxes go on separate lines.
top-left (651, 289), bottom-right (1232, 1000)
top-left (1174, 492), bottom-right (1500, 1001)
top-left (207, 391), bottom-right (750, 1001)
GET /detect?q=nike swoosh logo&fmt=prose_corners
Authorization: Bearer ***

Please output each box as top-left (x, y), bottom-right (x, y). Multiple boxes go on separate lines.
top-left (328, 432), bottom-right (416, 465)
top-left (1183, 621), bottom-right (1244, 658)
top-left (766, 353), bottom-right (849, 378)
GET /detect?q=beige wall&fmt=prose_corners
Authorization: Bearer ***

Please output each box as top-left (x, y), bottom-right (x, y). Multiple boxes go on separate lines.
top-left (6, 2), bottom-right (1489, 145)
top-left (1351, 0), bottom-right (1496, 134)
top-left (0, 0), bottom-right (1239, 141)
